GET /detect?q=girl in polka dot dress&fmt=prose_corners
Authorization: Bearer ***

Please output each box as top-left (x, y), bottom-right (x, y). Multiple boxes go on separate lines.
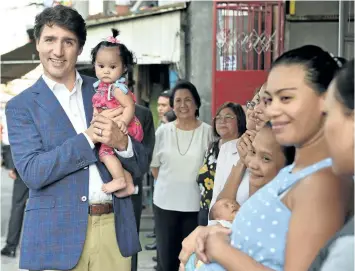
top-left (185, 46), bottom-right (353, 271)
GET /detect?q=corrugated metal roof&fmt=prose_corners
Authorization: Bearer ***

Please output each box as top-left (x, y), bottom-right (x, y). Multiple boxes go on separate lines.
top-left (86, 2), bottom-right (187, 28)
top-left (79, 10), bottom-right (183, 64)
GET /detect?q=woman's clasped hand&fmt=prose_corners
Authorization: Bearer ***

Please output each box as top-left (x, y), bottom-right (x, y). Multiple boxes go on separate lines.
top-left (178, 225), bottom-right (232, 270)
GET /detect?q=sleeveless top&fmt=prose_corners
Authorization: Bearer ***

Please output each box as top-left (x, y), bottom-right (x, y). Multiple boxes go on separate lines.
top-left (197, 158), bottom-right (332, 271)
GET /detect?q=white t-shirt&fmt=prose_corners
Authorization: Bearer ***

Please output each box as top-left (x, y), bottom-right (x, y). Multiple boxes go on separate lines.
top-left (151, 121), bottom-right (213, 212)
top-left (210, 139), bottom-right (250, 210)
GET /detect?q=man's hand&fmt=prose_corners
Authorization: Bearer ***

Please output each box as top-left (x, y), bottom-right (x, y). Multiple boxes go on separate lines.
top-left (99, 107), bottom-right (124, 124)
top-left (87, 115), bottom-right (128, 151)
top-left (8, 169), bottom-right (17, 180)
top-left (93, 107), bottom-right (99, 117)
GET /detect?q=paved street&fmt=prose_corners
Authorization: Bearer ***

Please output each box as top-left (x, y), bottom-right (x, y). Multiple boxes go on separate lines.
top-left (1, 167), bottom-right (156, 271)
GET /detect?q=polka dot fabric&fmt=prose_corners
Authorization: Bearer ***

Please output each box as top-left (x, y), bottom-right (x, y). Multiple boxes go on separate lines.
top-left (197, 158), bottom-right (332, 271)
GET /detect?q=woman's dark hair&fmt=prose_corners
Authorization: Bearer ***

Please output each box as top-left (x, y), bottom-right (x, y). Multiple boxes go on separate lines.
top-left (334, 58), bottom-right (354, 112)
top-left (208, 103), bottom-right (246, 159)
top-left (253, 84), bottom-right (263, 96)
top-left (282, 145), bottom-right (296, 166)
top-left (164, 110), bottom-right (177, 122)
top-left (208, 140), bottom-right (220, 159)
top-left (170, 80), bottom-right (201, 117)
top-left (34, 5), bottom-right (87, 48)
top-left (265, 122), bottom-right (295, 166)
top-left (91, 28), bottom-right (136, 76)
top-left (213, 102), bottom-right (247, 138)
top-left (271, 45), bottom-right (342, 94)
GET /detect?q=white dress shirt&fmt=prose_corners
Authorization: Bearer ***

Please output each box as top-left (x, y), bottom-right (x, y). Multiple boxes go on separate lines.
top-left (210, 138), bottom-right (250, 210)
top-left (42, 72), bottom-right (133, 203)
top-left (1, 113), bottom-right (10, 146)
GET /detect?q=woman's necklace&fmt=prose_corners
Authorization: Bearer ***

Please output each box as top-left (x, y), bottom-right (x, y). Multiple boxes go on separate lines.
top-left (175, 124), bottom-right (196, 156)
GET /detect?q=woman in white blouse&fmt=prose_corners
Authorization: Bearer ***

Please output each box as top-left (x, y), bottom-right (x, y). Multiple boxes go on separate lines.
top-left (151, 80), bottom-right (213, 271)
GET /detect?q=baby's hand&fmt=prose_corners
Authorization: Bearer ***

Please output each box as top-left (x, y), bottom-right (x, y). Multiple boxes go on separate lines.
top-left (116, 120), bottom-right (128, 135)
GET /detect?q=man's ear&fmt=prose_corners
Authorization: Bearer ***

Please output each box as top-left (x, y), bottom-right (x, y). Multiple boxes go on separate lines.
top-left (36, 40), bottom-right (40, 52)
top-left (78, 46), bottom-right (83, 56)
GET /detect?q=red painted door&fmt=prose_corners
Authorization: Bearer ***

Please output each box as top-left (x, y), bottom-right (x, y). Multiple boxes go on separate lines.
top-left (212, 1), bottom-right (285, 115)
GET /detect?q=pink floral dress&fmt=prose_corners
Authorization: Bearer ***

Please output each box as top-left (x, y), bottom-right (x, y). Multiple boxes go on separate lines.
top-left (92, 77), bottom-right (144, 158)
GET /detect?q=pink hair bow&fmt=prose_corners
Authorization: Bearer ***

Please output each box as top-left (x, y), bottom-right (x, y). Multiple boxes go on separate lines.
top-left (106, 36), bottom-right (120, 44)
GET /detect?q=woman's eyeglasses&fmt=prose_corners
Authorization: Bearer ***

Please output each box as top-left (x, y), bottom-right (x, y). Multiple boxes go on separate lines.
top-left (215, 114), bottom-right (235, 123)
top-left (246, 99), bottom-right (260, 110)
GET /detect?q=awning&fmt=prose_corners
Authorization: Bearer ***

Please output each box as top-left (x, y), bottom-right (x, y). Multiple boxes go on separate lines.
top-left (79, 6), bottom-right (184, 64)
top-left (0, 43), bottom-right (92, 85)
top-left (1, 42), bottom-right (40, 84)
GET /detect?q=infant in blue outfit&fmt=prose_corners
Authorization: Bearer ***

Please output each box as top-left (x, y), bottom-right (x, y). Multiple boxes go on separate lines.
top-left (185, 198), bottom-right (239, 271)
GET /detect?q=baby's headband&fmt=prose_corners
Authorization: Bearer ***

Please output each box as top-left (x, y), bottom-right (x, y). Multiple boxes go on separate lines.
top-left (106, 36), bottom-right (121, 44)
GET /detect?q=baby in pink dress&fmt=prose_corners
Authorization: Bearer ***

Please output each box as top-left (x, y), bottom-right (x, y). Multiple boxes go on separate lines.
top-left (91, 28), bottom-right (143, 197)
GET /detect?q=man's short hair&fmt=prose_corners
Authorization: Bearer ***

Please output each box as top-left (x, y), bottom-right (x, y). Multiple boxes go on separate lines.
top-left (159, 90), bottom-right (171, 99)
top-left (164, 110), bottom-right (177, 122)
top-left (34, 5), bottom-right (87, 48)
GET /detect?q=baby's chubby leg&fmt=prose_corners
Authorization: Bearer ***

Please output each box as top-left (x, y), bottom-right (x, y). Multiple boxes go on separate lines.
top-left (113, 170), bottom-right (135, 198)
top-left (101, 155), bottom-right (127, 193)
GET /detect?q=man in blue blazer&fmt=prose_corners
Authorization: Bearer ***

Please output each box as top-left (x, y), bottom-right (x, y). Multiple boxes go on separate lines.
top-left (5, 5), bottom-right (147, 271)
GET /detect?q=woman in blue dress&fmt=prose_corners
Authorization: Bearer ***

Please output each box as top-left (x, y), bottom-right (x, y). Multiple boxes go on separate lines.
top-left (179, 45), bottom-right (354, 271)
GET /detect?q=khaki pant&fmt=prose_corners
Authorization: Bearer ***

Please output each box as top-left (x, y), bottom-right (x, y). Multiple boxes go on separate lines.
top-left (38, 213), bottom-right (131, 271)
top-left (70, 213), bottom-right (131, 271)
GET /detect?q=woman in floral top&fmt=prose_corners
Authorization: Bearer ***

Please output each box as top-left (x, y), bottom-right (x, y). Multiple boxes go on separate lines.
top-left (197, 102), bottom-right (247, 226)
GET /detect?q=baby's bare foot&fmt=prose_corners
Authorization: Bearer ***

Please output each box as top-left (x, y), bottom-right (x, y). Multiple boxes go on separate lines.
top-left (102, 177), bottom-right (126, 194)
top-left (113, 181), bottom-right (135, 198)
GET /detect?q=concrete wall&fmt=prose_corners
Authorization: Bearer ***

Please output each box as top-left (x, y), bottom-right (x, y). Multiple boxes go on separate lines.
top-left (186, 1), bottom-right (213, 124)
top-left (285, 0), bottom-right (354, 59)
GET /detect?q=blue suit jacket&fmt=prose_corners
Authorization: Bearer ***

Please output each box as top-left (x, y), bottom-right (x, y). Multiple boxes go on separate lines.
top-left (5, 75), bottom-right (147, 270)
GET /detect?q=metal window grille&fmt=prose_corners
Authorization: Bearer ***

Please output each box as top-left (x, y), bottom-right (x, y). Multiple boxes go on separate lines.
top-left (213, 1), bottom-right (284, 71)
